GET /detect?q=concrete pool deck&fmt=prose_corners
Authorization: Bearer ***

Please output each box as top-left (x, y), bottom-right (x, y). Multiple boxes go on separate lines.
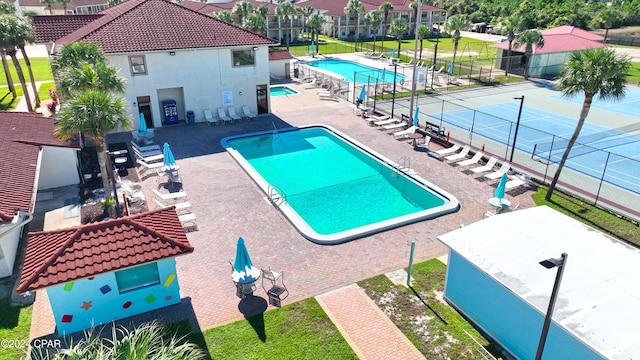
top-left (28, 81), bottom-right (536, 356)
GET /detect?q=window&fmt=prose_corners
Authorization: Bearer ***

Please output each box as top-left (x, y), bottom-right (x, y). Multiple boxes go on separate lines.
top-left (129, 55), bottom-right (147, 75)
top-left (232, 50), bottom-right (255, 67)
top-left (115, 263), bottom-right (160, 293)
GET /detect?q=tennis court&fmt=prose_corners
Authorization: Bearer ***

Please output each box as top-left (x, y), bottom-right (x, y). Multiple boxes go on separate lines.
top-left (551, 88), bottom-right (640, 117)
top-left (428, 102), bottom-right (640, 192)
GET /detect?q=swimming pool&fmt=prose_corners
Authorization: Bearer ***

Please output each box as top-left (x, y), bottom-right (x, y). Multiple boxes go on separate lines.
top-left (307, 59), bottom-right (405, 83)
top-left (222, 125), bottom-right (459, 243)
top-left (271, 85), bottom-right (299, 97)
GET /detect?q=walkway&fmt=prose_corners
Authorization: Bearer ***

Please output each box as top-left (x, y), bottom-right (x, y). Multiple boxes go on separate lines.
top-left (317, 284), bottom-right (425, 360)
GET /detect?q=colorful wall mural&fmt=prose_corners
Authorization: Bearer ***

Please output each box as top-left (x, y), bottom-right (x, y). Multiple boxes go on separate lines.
top-left (47, 258), bottom-right (180, 335)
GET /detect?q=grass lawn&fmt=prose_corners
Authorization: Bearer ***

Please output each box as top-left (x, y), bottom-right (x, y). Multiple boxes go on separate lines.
top-left (0, 86), bottom-right (24, 111)
top-left (0, 298), bottom-right (32, 360)
top-left (359, 259), bottom-right (503, 359)
top-left (532, 186), bottom-right (640, 247)
top-left (627, 61), bottom-right (640, 85)
top-left (37, 82), bottom-right (56, 105)
top-left (0, 58), bottom-right (54, 86)
top-left (179, 298), bottom-right (356, 360)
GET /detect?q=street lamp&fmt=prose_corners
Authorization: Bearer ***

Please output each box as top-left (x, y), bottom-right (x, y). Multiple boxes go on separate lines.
top-left (509, 95), bottom-right (525, 164)
top-left (535, 253), bottom-right (568, 360)
top-left (390, 58), bottom-right (399, 119)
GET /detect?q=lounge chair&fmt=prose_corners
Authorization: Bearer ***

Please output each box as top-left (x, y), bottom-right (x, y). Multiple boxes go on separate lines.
top-left (270, 72), bottom-right (284, 81)
top-left (131, 141), bottom-right (160, 153)
top-left (454, 152), bottom-right (484, 168)
top-left (227, 107), bottom-right (242, 122)
top-left (382, 121), bottom-right (408, 131)
top-left (505, 174), bottom-right (531, 190)
top-left (178, 213), bottom-right (197, 229)
top-left (433, 144), bottom-right (461, 157)
top-left (303, 79), bottom-right (318, 89)
top-left (469, 156), bottom-right (498, 174)
top-left (393, 126), bottom-right (417, 139)
top-left (372, 53), bottom-right (386, 59)
top-left (153, 198), bottom-right (192, 215)
top-left (484, 162), bottom-right (511, 180)
top-left (136, 159), bottom-right (164, 174)
top-left (415, 135), bottom-right (431, 149)
top-left (374, 118), bottom-right (398, 127)
top-left (152, 188), bottom-right (187, 202)
top-left (318, 93), bottom-right (338, 101)
top-left (204, 109), bottom-right (217, 125)
top-left (242, 105), bottom-right (257, 120)
top-left (217, 108), bottom-right (233, 124)
top-left (444, 145), bottom-right (471, 162)
top-left (133, 148), bottom-right (163, 163)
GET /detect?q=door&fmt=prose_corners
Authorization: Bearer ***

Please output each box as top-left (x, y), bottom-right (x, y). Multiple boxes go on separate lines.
top-left (136, 96), bottom-right (153, 128)
top-left (285, 62), bottom-right (290, 79)
top-left (256, 84), bottom-right (268, 114)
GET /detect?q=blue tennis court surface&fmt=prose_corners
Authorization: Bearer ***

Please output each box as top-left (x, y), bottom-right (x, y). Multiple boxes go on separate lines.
top-left (429, 103), bottom-right (640, 192)
top-left (551, 88), bottom-right (640, 117)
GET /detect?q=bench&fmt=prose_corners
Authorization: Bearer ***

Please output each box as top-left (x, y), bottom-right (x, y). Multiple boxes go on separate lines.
top-left (424, 121), bottom-right (446, 139)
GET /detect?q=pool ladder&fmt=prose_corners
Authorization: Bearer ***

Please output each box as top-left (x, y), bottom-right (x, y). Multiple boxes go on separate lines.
top-left (267, 185), bottom-right (286, 206)
top-left (392, 155), bottom-right (415, 176)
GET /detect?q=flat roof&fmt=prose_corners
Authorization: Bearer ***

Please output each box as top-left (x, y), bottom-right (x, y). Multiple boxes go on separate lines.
top-left (438, 206), bottom-right (640, 360)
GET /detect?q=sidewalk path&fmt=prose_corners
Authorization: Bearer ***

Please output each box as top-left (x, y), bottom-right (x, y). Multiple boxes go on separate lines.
top-left (316, 284), bottom-right (425, 360)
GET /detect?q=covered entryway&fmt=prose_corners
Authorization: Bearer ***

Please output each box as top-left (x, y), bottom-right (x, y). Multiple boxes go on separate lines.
top-left (136, 96), bottom-right (153, 129)
top-left (256, 84), bottom-right (268, 114)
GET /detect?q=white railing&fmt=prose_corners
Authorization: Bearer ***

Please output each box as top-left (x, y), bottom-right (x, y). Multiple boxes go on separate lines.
top-left (267, 185), bottom-right (286, 206)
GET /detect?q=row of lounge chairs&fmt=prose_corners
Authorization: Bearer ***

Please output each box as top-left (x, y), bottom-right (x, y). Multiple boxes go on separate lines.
top-left (205, 106), bottom-right (256, 125)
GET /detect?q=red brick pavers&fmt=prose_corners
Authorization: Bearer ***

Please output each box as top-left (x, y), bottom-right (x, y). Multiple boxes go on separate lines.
top-left (317, 284), bottom-right (425, 360)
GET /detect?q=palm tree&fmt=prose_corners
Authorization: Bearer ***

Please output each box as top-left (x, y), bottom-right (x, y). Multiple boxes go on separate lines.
top-left (389, 18), bottom-right (407, 56)
top-left (298, 5), bottom-right (314, 42)
top-left (444, 14), bottom-right (471, 66)
top-left (256, 5), bottom-right (268, 19)
top-left (0, 14), bottom-right (33, 111)
top-left (513, 29), bottom-right (544, 80)
top-left (344, 0), bottom-right (365, 52)
top-left (275, 1), bottom-right (296, 51)
top-left (214, 11), bottom-right (235, 25)
top-left (52, 41), bottom-right (107, 71)
top-left (594, 8), bottom-right (621, 44)
top-left (499, 15), bottom-right (521, 76)
top-left (409, 0), bottom-right (424, 34)
top-left (58, 0), bottom-right (71, 13)
top-left (232, 1), bottom-right (253, 26)
top-left (0, 3), bottom-right (17, 97)
top-left (364, 10), bottom-right (383, 53)
top-left (244, 13), bottom-right (266, 34)
top-left (307, 13), bottom-right (325, 56)
top-left (546, 48), bottom-right (630, 200)
top-left (14, 15), bottom-right (41, 107)
top-left (379, 2), bottom-right (394, 48)
top-left (58, 61), bottom-right (126, 99)
top-left (41, 0), bottom-right (55, 14)
top-left (417, 24), bottom-right (429, 61)
top-left (55, 90), bottom-right (131, 218)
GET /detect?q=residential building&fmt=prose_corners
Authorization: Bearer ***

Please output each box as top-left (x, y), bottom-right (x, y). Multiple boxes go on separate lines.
top-left (11, 0), bottom-right (109, 15)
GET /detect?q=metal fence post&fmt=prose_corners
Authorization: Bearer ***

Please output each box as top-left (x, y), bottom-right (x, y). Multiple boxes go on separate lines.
top-left (595, 152), bottom-right (611, 205)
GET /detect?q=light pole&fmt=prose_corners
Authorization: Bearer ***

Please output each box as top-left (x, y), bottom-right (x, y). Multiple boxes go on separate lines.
top-left (430, 26), bottom-right (440, 89)
top-left (509, 95), bottom-right (525, 164)
top-left (535, 253), bottom-right (568, 360)
top-left (391, 58), bottom-right (399, 119)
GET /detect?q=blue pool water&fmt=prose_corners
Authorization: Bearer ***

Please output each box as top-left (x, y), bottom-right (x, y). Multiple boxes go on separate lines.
top-left (223, 126), bottom-right (458, 243)
top-left (271, 85), bottom-right (299, 97)
top-left (307, 59), bottom-right (405, 83)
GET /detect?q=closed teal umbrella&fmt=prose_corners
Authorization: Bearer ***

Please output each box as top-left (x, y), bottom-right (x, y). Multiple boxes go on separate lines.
top-left (413, 107), bottom-right (420, 127)
top-left (391, 48), bottom-right (395, 58)
top-left (495, 173), bottom-right (508, 200)
top-left (448, 61), bottom-right (454, 74)
top-left (139, 112), bottom-right (147, 133)
top-left (358, 85), bottom-right (366, 103)
top-left (233, 237), bottom-right (256, 282)
top-left (310, 41), bottom-right (315, 52)
top-left (163, 142), bottom-right (176, 169)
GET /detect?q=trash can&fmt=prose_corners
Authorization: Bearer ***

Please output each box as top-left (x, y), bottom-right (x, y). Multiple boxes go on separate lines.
top-left (186, 110), bottom-right (195, 126)
top-left (294, 68), bottom-right (299, 78)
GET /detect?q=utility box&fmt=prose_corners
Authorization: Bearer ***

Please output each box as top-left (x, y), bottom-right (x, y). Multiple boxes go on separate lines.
top-left (186, 110), bottom-right (195, 125)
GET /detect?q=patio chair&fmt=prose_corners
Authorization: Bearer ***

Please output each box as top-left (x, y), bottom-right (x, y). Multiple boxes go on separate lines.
top-left (433, 144), bottom-right (460, 158)
top-left (444, 145), bottom-right (471, 162)
top-left (261, 267), bottom-right (289, 307)
top-left (393, 126), bottom-right (417, 139)
top-left (469, 156), bottom-right (498, 174)
top-left (484, 162), bottom-right (511, 181)
top-left (204, 109), bottom-right (218, 125)
top-left (227, 107), bottom-right (242, 122)
top-left (217, 108), bottom-right (233, 124)
top-left (454, 151), bottom-right (484, 168)
top-left (242, 105), bottom-right (257, 120)
top-left (152, 198), bottom-right (192, 215)
top-left (415, 135), bottom-right (431, 149)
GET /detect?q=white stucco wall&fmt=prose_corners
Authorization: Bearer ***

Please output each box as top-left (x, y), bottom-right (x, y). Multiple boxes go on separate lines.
top-left (269, 59), bottom-right (292, 78)
top-left (37, 146), bottom-right (80, 190)
top-left (107, 45), bottom-right (271, 128)
top-left (0, 212), bottom-right (28, 277)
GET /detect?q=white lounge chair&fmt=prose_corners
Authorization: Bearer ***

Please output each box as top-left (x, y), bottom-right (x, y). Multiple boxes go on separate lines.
top-left (218, 108), bottom-right (233, 124)
top-left (382, 121), bottom-right (408, 131)
top-left (227, 107), bottom-right (242, 122)
top-left (153, 198), bottom-right (192, 215)
top-left (152, 188), bottom-right (187, 202)
top-left (444, 145), bottom-right (471, 162)
top-left (134, 149), bottom-right (163, 163)
top-left (505, 174), bottom-right (531, 190)
top-left (242, 105), bottom-right (257, 120)
top-left (318, 93), bottom-right (338, 101)
top-left (469, 156), bottom-right (498, 174)
top-left (455, 152), bottom-right (484, 168)
top-left (393, 126), bottom-right (417, 139)
top-left (178, 213), bottom-right (197, 228)
top-left (204, 109), bottom-right (217, 125)
top-left (433, 144), bottom-right (461, 157)
top-left (136, 159), bottom-right (164, 175)
top-left (374, 118), bottom-right (398, 127)
top-left (484, 162), bottom-right (511, 180)
top-left (303, 79), bottom-right (318, 89)
top-left (131, 141), bottom-right (160, 153)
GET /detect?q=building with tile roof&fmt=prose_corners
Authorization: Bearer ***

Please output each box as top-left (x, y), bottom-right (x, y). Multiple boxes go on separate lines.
top-left (32, 0), bottom-right (279, 129)
top-left (11, 0), bottom-right (109, 15)
top-left (492, 26), bottom-right (606, 79)
top-left (18, 207), bottom-right (194, 335)
top-left (0, 111), bottom-right (79, 278)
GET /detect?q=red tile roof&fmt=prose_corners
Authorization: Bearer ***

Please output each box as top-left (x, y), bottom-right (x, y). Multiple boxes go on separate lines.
top-left (269, 49), bottom-right (294, 61)
top-left (0, 112), bottom-right (78, 222)
top-left (492, 26), bottom-right (605, 54)
top-left (31, 15), bottom-right (103, 43)
top-left (53, 0), bottom-right (277, 54)
top-left (17, 207), bottom-right (194, 293)
top-left (302, 0), bottom-right (442, 16)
